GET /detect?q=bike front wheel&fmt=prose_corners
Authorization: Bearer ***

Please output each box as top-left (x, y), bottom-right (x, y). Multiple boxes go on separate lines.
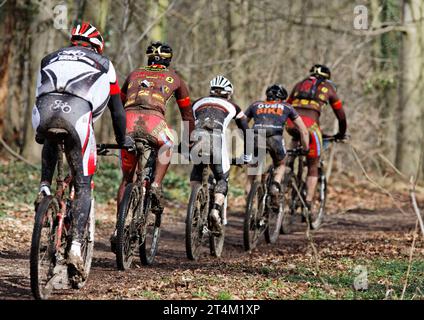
top-left (209, 226), bottom-right (225, 258)
top-left (280, 171), bottom-right (296, 234)
top-left (73, 198), bottom-right (95, 288)
top-left (264, 187), bottom-right (284, 244)
top-left (30, 196), bottom-right (60, 300)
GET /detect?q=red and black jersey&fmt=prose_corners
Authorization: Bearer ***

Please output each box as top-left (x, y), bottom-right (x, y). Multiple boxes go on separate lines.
top-left (287, 77), bottom-right (342, 114)
top-left (121, 65), bottom-right (191, 116)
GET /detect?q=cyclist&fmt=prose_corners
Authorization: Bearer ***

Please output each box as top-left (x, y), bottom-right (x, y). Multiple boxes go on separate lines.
top-left (32, 22), bottom-right (133, 281)
top-left (286, 64), bottom-right (347, 212)
top-left (190, 75), bottom-right (250, 235)
top-left (245, 84), bottom-right (309, 201)
top-left (114, 41), bottom-right (195, 247)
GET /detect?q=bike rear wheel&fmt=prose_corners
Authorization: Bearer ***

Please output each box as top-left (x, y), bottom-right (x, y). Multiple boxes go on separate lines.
top-left (139, 190), bottom-right (161, 266)
top-left (116, 183), bottom-right (140, 270)
top-left (309, 168), bottom-right (327, 230)
top-left (30, 196), bottom-right (60, 300)
top-left (244, 182), bottom-right (265, 251)
top-left (186, 185), bottom-right (208, 260)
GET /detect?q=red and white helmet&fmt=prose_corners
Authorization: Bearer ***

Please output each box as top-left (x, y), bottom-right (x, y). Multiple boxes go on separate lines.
top-left (70, 22), bottom-right (105, 54)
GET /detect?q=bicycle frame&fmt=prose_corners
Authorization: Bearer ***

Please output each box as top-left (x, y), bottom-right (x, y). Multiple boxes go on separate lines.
top-left (53, 144), bottom-right (73, 252)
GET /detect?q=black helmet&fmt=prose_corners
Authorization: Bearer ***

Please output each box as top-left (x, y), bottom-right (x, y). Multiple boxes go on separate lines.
top-left (310, 64), bottom-right (331, 79)
top-left (266, 84), bottom-right (288, 101)
top-left (146, 41), bottom-right (173, 67)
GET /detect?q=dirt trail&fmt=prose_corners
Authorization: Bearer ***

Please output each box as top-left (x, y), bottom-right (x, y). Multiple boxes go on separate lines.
top-left (0, 200), bottom-right (422, 300)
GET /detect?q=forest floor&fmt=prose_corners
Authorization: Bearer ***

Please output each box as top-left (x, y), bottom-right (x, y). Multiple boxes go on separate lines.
top-left (0, 159), bottom-right (423, 300)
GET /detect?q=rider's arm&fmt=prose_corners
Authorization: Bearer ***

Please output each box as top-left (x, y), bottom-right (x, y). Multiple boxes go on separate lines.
top-left (107, 61), bottom-right (126, 145)
top-left (328, 85), bottom-right (347, 136)
top-left (175, 77), bottom-right (195, 141)
top-left (244, 104), bottom-right (253, 124)
top-left (233, 104), bottom-right (250, 156)
top-left (120, 75), bottom-right (130, 104)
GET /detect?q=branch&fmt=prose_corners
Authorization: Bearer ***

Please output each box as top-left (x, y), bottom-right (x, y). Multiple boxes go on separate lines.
top-left (0, 136), bottom-right (38, 169)
top-left (115, 0), bottom-right (177, 65)
top-left (410, 177), bottom-right (424, 237)
top-left (350, 145), bottom-right (408, 215)
top-left (401, 220), bottom-right (418, 300)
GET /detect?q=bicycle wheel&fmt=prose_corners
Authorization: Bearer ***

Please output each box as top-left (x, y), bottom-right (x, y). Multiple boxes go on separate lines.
top-left (264, 183), bottom-right (284, 244)
top-left (116, 183), bottom-right (140, 270)
top-left (139, 189), bottom-right (161, 266)
top-left (209, 225), bottom-right (225, 258)
top-left (186, 184), bottom-right (208, 260)
top-left (30, 196), bottom-right (60, 300)
top-left (73, 198), bottom-right (95, 288)
top-left (310, 168), bottom-right (327, 230)
top-left (280, 170), bottom-right (296, 234)
top-left (243, 182), bottom-right (265, 251)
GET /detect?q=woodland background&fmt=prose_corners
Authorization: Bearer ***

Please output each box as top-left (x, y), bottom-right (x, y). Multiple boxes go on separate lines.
top-left (0, 0), bottom-right (423, 181)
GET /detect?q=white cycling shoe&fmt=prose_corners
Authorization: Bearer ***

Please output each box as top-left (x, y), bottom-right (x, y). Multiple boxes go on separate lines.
top-left (67, 241), bottom-right (86, 287)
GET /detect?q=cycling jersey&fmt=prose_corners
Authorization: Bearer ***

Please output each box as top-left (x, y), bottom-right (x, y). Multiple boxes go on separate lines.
top-left (121, 64), bottom-right (194, 132)
top-left (244, 100), bottom-right (299, 136)
top-left (35, 46), bottom-right (122, 122)
top-left (190, 96), bottom-right (248, 195)
top-left (287, 76), bottom-right (342, 115)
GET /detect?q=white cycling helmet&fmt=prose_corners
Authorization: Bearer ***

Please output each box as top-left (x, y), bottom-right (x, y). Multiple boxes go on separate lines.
top-left (210, 75), bottom-right (234, 97)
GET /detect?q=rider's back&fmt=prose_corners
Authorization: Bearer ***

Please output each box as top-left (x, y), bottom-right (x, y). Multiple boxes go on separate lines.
top-left (36, 46), bottom-right (116, 120)
top-left (288, 76), bottom-right (340, 123)
top-left (245, 100), bottom-right (298, 136)
top-left (192, 96), bottom-right (244, 132)
top-left (122, 65), bottom-right (188, 117)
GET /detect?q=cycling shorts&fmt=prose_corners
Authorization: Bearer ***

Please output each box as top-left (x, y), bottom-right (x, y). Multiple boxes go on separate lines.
top-left (32, 93), bottom-right (97, 176)
top-left (253, 133), bottom-right (286, 166)
top-left (120, 109), bottom-right (175, 175)
top-left (287, 116), bottom-right (322, 159)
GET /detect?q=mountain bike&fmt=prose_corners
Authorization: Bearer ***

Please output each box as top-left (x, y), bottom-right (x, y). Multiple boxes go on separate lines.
top-left (30, 129), bottom-right (95, 300)
top-left (97, 134), bottom-right (161, 270)
top-left (185, 163), bottom-right (227, 260)
top-left (243, 162), bottom-right (284, 251)
top-left (281, 135), bottom-right (346, 233)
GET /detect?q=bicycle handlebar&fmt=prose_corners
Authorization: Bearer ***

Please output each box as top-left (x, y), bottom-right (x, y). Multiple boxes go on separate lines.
top-left (96, 143), bottom-right (128, 156)
top-left (322, 134), bottom-right (351, 143)
top-left (286, 147), bottom-right (307, 156)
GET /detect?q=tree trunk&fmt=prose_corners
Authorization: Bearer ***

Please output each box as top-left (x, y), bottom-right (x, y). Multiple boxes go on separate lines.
top-left (397, 0), bottom-right (424, 176)
top-left (0, 0), bottom-right (17, 143)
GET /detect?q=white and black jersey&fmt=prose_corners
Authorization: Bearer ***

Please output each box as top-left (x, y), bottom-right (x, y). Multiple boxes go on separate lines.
top-left (36, 46), bottom-right (119, 121)
top-left (192, 96), bottom-right (245, 131)
top-left (191, 96), bottom-right (248, 174)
